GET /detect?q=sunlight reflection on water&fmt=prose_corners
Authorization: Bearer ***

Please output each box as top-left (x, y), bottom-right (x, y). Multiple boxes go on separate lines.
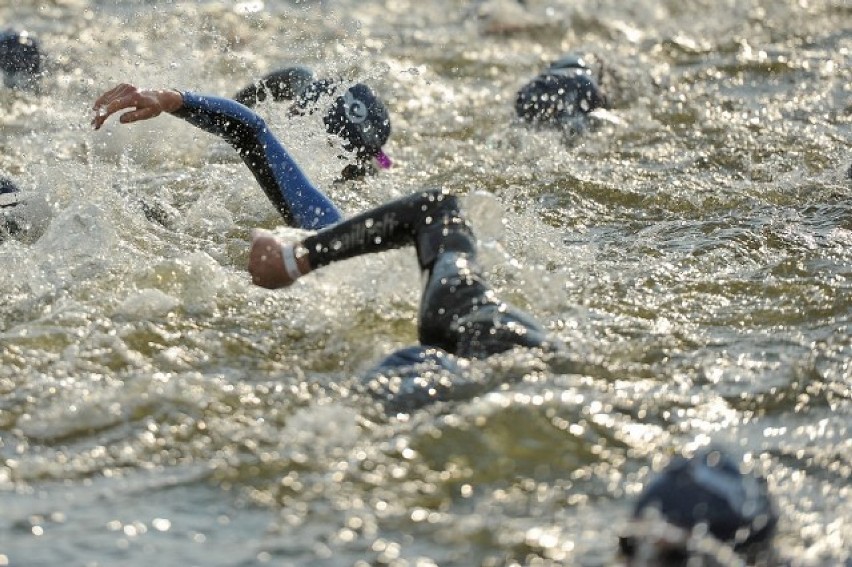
top-left (1, 0), bottom-right (850, 565)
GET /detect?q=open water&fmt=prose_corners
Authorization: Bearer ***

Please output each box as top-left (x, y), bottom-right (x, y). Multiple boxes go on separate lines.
top-left (0, 0), bottom-right (850, 565)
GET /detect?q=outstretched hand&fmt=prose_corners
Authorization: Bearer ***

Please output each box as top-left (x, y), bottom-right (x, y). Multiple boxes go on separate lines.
top-left (248, 229), bottom-right (310, 289)
top-left (91, 83), bottom-right (184, 130)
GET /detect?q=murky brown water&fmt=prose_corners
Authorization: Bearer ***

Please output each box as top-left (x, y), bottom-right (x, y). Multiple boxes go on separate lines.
top-left (1, 1), bottom-right (850, 565)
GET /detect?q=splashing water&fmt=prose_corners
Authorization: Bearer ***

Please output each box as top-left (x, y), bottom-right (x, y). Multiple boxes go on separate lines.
top-left (1, 1), bottom-right (850, 565)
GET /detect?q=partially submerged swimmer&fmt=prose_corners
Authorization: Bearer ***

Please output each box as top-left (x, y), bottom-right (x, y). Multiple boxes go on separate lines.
top-left (233, 66), bottom-right (393, 180)
top-left (0, 176), bottom-right (51, 241)
top-left (620, 446), bottom-right (779, 567)
top-left (94, 86), bottom-right (556, 412)
top-left (515, 54), bottom-right (608, 132)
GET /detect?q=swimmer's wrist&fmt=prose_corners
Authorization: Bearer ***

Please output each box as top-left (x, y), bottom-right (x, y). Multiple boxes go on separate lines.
top-left (160, 89), bottom-right (185, 113)
top-left (280, 242), bottom-right (312, 282)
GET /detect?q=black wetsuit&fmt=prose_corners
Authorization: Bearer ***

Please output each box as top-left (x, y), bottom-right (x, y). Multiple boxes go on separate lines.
top-left (301, 188), bottom-right (553, 411)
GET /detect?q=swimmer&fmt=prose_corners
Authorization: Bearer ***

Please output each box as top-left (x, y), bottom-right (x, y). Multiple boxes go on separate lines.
top-left (0, 29), bottom-right (41, 89)
top-left (233, 66), bottom-right (392, 180)
top-left (248, 188), bottom-right (560, 412)
top-left (93, 83), bottom-right (365, 229)
top-left (515, 54), bottom-right (608, 131)
top-left (620, 446), bottom-right (779, 566)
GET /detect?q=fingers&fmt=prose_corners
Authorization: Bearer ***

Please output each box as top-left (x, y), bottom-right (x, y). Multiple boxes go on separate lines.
top-left (91, 83), bottom-right (162, 130)
top-left (118, 105), bottom-right (161, 125)
top-left (92, 83), bottom-right (137, 129)
top-left (92, 83), bottom-right (136, 110)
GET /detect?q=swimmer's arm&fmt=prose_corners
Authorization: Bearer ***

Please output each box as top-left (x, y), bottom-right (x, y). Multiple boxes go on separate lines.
top-left (248, 190), bottom-right (471, 289)
top-left (91, 84), bottom-right (342, 230)
top-left (248, 194), bottom-right (423, 289)
top-left (173, 91), bottom-right (342, 229)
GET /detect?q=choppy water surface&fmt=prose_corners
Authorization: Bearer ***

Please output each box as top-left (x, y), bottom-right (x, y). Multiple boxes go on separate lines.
top-left (0, 1), bottom-right (850, 565)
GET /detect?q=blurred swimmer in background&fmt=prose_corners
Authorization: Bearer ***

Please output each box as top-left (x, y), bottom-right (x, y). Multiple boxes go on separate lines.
top-left (0, 176), bottom-right (24, 238)
top-left (515, 53), bottom-right (609, 134)
top-left (0, 176), bottom-right (50, 242)
top-left (1, 31), bottom-right (48, 241)
top-left (620, 446), bottom-right (780, 567)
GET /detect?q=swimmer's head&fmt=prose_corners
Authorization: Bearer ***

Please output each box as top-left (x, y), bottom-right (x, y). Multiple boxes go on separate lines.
top-left (515, 53), bottom-right (607, 126)
top-left (235, 67), bottom-right (393, 171)
top-left (0, 176), bottom-right (21, 209)
top-left (323, 83), bottom-right (392, 168)
top-left (0, 29), bottom-right (41, 88)
top-left (620, 447), bottom-right (779, 566)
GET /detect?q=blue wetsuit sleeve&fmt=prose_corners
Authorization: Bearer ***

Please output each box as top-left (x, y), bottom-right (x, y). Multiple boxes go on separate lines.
top-left (170, 92), bottom-right (342, 229)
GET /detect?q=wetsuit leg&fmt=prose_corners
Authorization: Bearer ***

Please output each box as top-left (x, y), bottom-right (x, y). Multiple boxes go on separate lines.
top-left (171, 93), bottom-right (342, 229)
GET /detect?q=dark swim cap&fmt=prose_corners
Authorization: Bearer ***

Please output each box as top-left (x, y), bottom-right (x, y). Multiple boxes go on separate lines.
top-left (626, 447), bottom-right (778, 560)
top-left (515, 54), bottom-right (607, 125)
top-left (0, 30), bottom-right (41, 87)
top-left (0, 176), bottom-right (21, 208)
top-left (323, 83), bottom-right (392, 166)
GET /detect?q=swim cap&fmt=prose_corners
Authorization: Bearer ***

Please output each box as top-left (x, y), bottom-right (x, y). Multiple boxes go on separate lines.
top-left (0, 176), bottom-right (21, 208)
top-left (0, 29), bottom-right (41, 88)
top-left (515, 53), bottom-right (607, 125)
top-left (626, 447), bottom-right (778, 561)
top-left (323, 83), bottom-right (392, 166)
